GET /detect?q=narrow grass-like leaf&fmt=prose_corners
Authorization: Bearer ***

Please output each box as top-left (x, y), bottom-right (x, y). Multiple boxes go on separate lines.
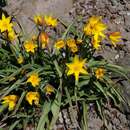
top-left (94, 82), bottom-right (108, 99)
top-left (96, 100), bottom-right (103, 119)
top-left (11, 91), bottom-right (26, 115)
top-left (0, 79), bottom-right (24, 101)
top-left (0, 104), bottom-right (8, 114)
top-left (9, 120), bottom-right (20, 130)
top-left (62, 22), bottom-right (74, 39)
top-left (65, 87), bottom-right (73, 106)
top-left (105, 63), bottom-right (129, 81)
top-left (82, 101), bottom-right (88, 130)
top-left (49, 92), bottom-right (61, 129)
top-left (87, 59), bottom-right (107, 67)
top-left (79, 79), bottom-right (90, 88)
top-left (37, 101), bottom-right (51, 130)
top-left (0, 64), bottom-right (31, 83)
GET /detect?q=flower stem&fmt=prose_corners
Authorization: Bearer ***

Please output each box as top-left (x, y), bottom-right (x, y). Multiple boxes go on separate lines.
top-left (75, 79), bottom-right (79, 108)
top-left (53, 60), bottom-right (62, 92)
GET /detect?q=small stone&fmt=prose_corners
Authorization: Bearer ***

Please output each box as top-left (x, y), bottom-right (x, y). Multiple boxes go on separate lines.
top-left (126, 41), bottom-right (130, 52)
top-left (127, 11), bottom-right (130, 16)
top-left (126, 4), bottom-right (130, 10)
top-left (115, 54), bottom-right (120, 60)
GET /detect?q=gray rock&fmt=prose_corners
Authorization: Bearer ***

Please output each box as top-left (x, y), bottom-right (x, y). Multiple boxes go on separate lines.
top-left (4, 0), bottom-right (73, 35)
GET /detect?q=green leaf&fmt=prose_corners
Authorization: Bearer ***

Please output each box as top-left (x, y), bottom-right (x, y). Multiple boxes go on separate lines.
top-left (11, 91), bottom-right (26, 115)
top-left (0, 79), bottom-right (24, 101)
top-left (87, 59), bottom-right (107, 68)
top-left (79, 79), bottom-right (90, 87)
top-left (81, 101), bottom-right (88, 130)
top-left (111, 87), bottom-right (125, 103)
top-left (9, 120), bottom-right (21, 130)
top-left (53, 60), bottom-right (62, 78)
top-left (0, 104), bottom-right (8, 114)
top-left (78, 91), bottom-right (99, 101)
top-left (94, 81), bottom-right (108, 99)
top-left (65, 87), bottom-right (73, 106)
top-left (49, 92), bottom-right (61, 129)
top-left (104, 74), bottom-right (126, 103)
top-left (0, 64), bottom-right (31, 83)
top-left (105, 63), bottom-right (129, 81)
top-left (96, 100), bottom-right (103, 119)
top-left (96, 100), bottom-right (108, 128)
top-left (106, 91), bottom-right (119, 107)
top-left (37, 101), bottom-right (51, 130)
top-left (62, 22), bottom-right (74, 39)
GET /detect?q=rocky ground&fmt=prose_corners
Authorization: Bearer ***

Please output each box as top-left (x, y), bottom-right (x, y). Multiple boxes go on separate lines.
top-left (1, 0), bottom-right (130, 129)
top-left (3, 0), bottom-right (130, 64)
